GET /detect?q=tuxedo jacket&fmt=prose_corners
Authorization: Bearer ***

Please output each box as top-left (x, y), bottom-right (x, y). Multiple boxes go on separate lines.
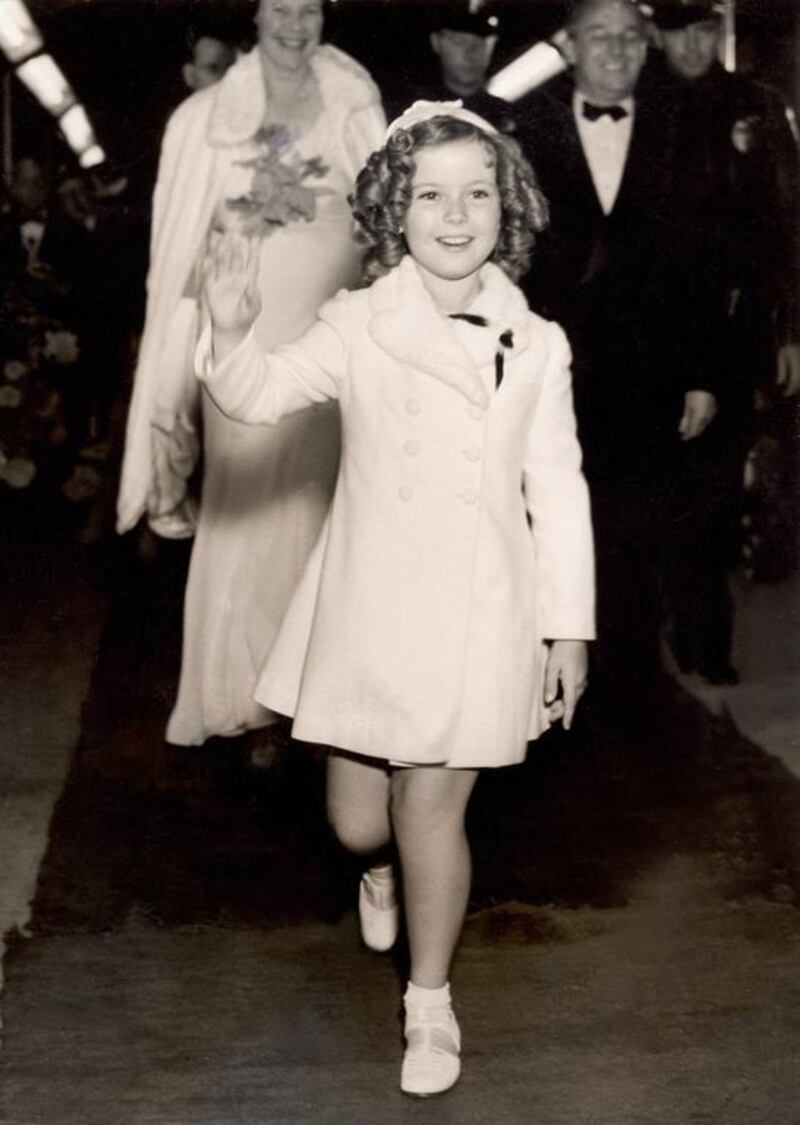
top-left (517, 75), bottom-right (723, 484)
top-left (0, 208), bottom-right (89, 282)
top-left (0, 208), bottom-right (92, 338)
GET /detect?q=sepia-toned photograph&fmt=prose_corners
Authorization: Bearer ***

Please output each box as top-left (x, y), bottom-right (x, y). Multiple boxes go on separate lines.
top-left (0, 0), bottom-right (798, 1120)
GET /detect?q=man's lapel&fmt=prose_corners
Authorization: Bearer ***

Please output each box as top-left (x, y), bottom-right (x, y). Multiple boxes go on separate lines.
top-left (548, 81), bottom-right (606, 222)
top-left (612, 95), bottom-right (677, 217)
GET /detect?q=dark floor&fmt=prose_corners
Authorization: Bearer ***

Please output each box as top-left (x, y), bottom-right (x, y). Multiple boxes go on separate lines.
top-left (2, 524), bottom-right (800, 1124)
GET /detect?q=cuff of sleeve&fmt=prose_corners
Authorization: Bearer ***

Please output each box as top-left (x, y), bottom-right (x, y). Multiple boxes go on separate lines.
top-left (194, 323), bottom-right (258, 383)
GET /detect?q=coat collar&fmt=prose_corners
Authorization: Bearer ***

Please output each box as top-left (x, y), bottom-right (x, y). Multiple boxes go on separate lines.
top-left (368, 256), bottom-right (531, 407)
top-left (207, 44), bottom-right (380, 147)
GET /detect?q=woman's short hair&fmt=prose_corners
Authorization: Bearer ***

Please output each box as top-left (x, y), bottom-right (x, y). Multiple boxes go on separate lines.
top-left (350, 115), bottom-right (549, 285)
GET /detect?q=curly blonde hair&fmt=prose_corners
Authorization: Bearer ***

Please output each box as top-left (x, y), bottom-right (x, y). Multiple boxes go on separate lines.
top-left (350, 115), bottom-right (549, 285)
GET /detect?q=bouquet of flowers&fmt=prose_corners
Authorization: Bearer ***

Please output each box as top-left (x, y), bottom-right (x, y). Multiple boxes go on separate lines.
top-left (225, 124), bottom-right (331, 238)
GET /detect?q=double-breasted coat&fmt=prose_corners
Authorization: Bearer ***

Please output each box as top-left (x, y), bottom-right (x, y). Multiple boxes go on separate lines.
top-left (198, 257), bottom-right (595, 768)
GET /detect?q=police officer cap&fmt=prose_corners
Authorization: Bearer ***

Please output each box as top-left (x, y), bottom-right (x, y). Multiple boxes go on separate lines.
top-left (651, 0), bottom-right (723, 30)
top-left (430, 2), bottom-right (500, 37)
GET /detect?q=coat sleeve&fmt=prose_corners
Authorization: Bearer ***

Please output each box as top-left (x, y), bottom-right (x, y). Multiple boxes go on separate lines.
top-left (148, 106), bottom-right (190, 278)
top-left (196, 297), bottom-right (350, 424)
top-left (144, 96), bottom-right (214, 331)
top-left (116, 92), bottom-right (220, 534)
top-left (522, 322), bottom-right (596, 641)
top-left (318, 43), bottom-right (387, 182)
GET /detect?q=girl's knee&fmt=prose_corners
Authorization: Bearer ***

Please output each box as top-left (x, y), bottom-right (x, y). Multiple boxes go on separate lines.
top-left (329, 820), bottom-right (386, 856)
top-left (391, 769), bottom-right (477, 840)
top-left (326, 752), bottom-right (391, 854)
top-left (327, 798), bottom-right (390, 856)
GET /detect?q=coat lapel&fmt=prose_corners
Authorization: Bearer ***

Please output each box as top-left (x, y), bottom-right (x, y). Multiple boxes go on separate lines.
top-left (612, 95), bottom-right (677, 218)
top-left (368, 258), bottom-right (531, 406)
top-left (541, 81), bottom-right (605, 223)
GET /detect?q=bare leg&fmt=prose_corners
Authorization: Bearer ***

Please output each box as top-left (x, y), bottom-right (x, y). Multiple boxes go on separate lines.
top-left (391, 767), bottom-right (479, 989)
top-left (326, 751), bottom-right (392, 856)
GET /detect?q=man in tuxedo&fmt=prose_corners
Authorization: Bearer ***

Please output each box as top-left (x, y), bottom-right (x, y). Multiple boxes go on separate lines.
top-left (518, 0), bottom-right (721, 708)
top-left (0, 156), bottom-right (91, 344)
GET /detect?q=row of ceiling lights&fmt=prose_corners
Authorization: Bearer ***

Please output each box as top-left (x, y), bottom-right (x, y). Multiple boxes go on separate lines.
top-left (0, 0), bottom-right (105, 168)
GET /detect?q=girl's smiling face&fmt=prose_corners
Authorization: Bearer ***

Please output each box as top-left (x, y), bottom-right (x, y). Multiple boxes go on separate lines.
top-left (403, 138), bottom-right (501, 310)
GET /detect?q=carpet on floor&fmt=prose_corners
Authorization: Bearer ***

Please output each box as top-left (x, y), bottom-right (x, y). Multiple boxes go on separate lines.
top-left (26, 529), bottom-right (800, 935)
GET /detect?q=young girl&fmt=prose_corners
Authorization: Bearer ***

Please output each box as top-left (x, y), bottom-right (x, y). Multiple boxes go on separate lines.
top-left (197, 101), bottom-right (595, 1097)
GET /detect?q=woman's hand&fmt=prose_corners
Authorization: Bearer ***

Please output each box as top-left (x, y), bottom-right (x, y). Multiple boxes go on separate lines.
top-left (203, 232), bottom-right (262, 358)
top-left (544, 640), bottom-right (588, 731)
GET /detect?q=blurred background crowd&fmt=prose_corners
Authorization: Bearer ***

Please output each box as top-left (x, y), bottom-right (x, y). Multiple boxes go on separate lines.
top-left (0, 0), bottom-right (797, 710)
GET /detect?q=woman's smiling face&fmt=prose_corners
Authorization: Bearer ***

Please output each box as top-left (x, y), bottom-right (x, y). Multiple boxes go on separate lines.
top-left (256, 0), bottom-right (324, 72)
top-left (403, 137), bottom-right (501, 306)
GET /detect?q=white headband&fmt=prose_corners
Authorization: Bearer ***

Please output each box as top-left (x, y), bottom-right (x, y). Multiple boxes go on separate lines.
top-left (384, 99), bottom-right (498, 143)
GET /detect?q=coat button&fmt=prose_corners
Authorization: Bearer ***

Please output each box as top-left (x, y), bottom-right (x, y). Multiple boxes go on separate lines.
top-left (398, 485), bottom-right (413, 501)
top-left (461, 489), bottom-right (478, 506)
top-left (406, 398), bottom-right (422, 416)
top-left (464, 447), bottom-right (482, 463)
top-left (468, 404), bottom-right (485, 420)
top-left (403, 439), bottom-right (420, 456)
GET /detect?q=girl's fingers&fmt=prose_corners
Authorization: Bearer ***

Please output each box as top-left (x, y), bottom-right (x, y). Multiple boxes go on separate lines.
top-left (226, 233), bottom-right (238, 273)
top-left (212, 232), bottom-right (259, 285)
top-left (234, 233), bottom-right (247, 273)
top-left (243, 237), bottom-right (259, 303)
top-left (561, 680), bottom-right (577, 730)
top-left (543, 661), bottom-right (559, 706)
top-left (249, 239), bottom-right (260, 291)
top-left (546, 699), bottom-right (565, 721)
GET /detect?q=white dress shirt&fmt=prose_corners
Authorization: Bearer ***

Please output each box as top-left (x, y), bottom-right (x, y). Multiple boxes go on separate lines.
top-left (573, 93), bottom-right (634, 215)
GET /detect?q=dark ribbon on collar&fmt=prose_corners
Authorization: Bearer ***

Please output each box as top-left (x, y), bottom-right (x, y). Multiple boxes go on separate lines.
top-left (582, 101), bottom-right (628, 122)
top-left (449, 314), bottom-right (514, 389)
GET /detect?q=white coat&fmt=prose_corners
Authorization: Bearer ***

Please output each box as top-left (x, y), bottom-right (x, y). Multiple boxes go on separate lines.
top-left (198, 257), bottom-right (595, 768)
top-left (116, 45), bottom-right (384, 534)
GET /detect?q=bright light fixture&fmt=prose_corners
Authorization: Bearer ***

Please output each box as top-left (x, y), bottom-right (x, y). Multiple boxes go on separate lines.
top-left (58, 102), bottom-right (98, 155)
top-left (0, 0), bottom-right (43, 64)
top-left (16, 53), bottom-right (75, 115)
top-left (79, 144), bottom-right (106, 170)
top-left (486, 39), bottom-right (567, 102)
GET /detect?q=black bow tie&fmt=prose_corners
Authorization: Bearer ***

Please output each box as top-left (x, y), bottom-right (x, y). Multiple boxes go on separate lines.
top-left (582, 101), bottom-right (628, 122)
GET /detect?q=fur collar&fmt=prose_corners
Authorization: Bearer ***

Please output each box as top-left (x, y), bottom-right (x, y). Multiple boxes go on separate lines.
top-left (207, 44), bottom-right (380, 148)
top-left (368, 256), bottom-right (531, 406)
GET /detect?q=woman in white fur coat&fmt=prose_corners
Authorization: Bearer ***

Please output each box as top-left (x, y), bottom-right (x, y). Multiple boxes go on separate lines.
top-left (198, 104), bottom-right (595, 1098)
top-left (116, 0), bottom-right (385, 746)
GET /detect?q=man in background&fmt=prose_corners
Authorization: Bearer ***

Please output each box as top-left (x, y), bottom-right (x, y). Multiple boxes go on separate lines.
top-left (393, 2), bottom-right (517, 133)
top-left (182, 27), bottom-right (237, 92)
top-left (640, 0), bottom-right (800, 677)
top-left (519, 0), bottom-right (721, 713)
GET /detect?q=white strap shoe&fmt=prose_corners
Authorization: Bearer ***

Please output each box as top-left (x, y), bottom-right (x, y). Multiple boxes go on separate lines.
top-left (401, 1001), bottom-right (461, 1097)
top-left (358, 865), bottom-right (399, 952)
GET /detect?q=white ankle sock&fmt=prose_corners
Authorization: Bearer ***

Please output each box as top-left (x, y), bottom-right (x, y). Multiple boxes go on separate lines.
top-left (405, 981), bottom-right (451, 1009)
